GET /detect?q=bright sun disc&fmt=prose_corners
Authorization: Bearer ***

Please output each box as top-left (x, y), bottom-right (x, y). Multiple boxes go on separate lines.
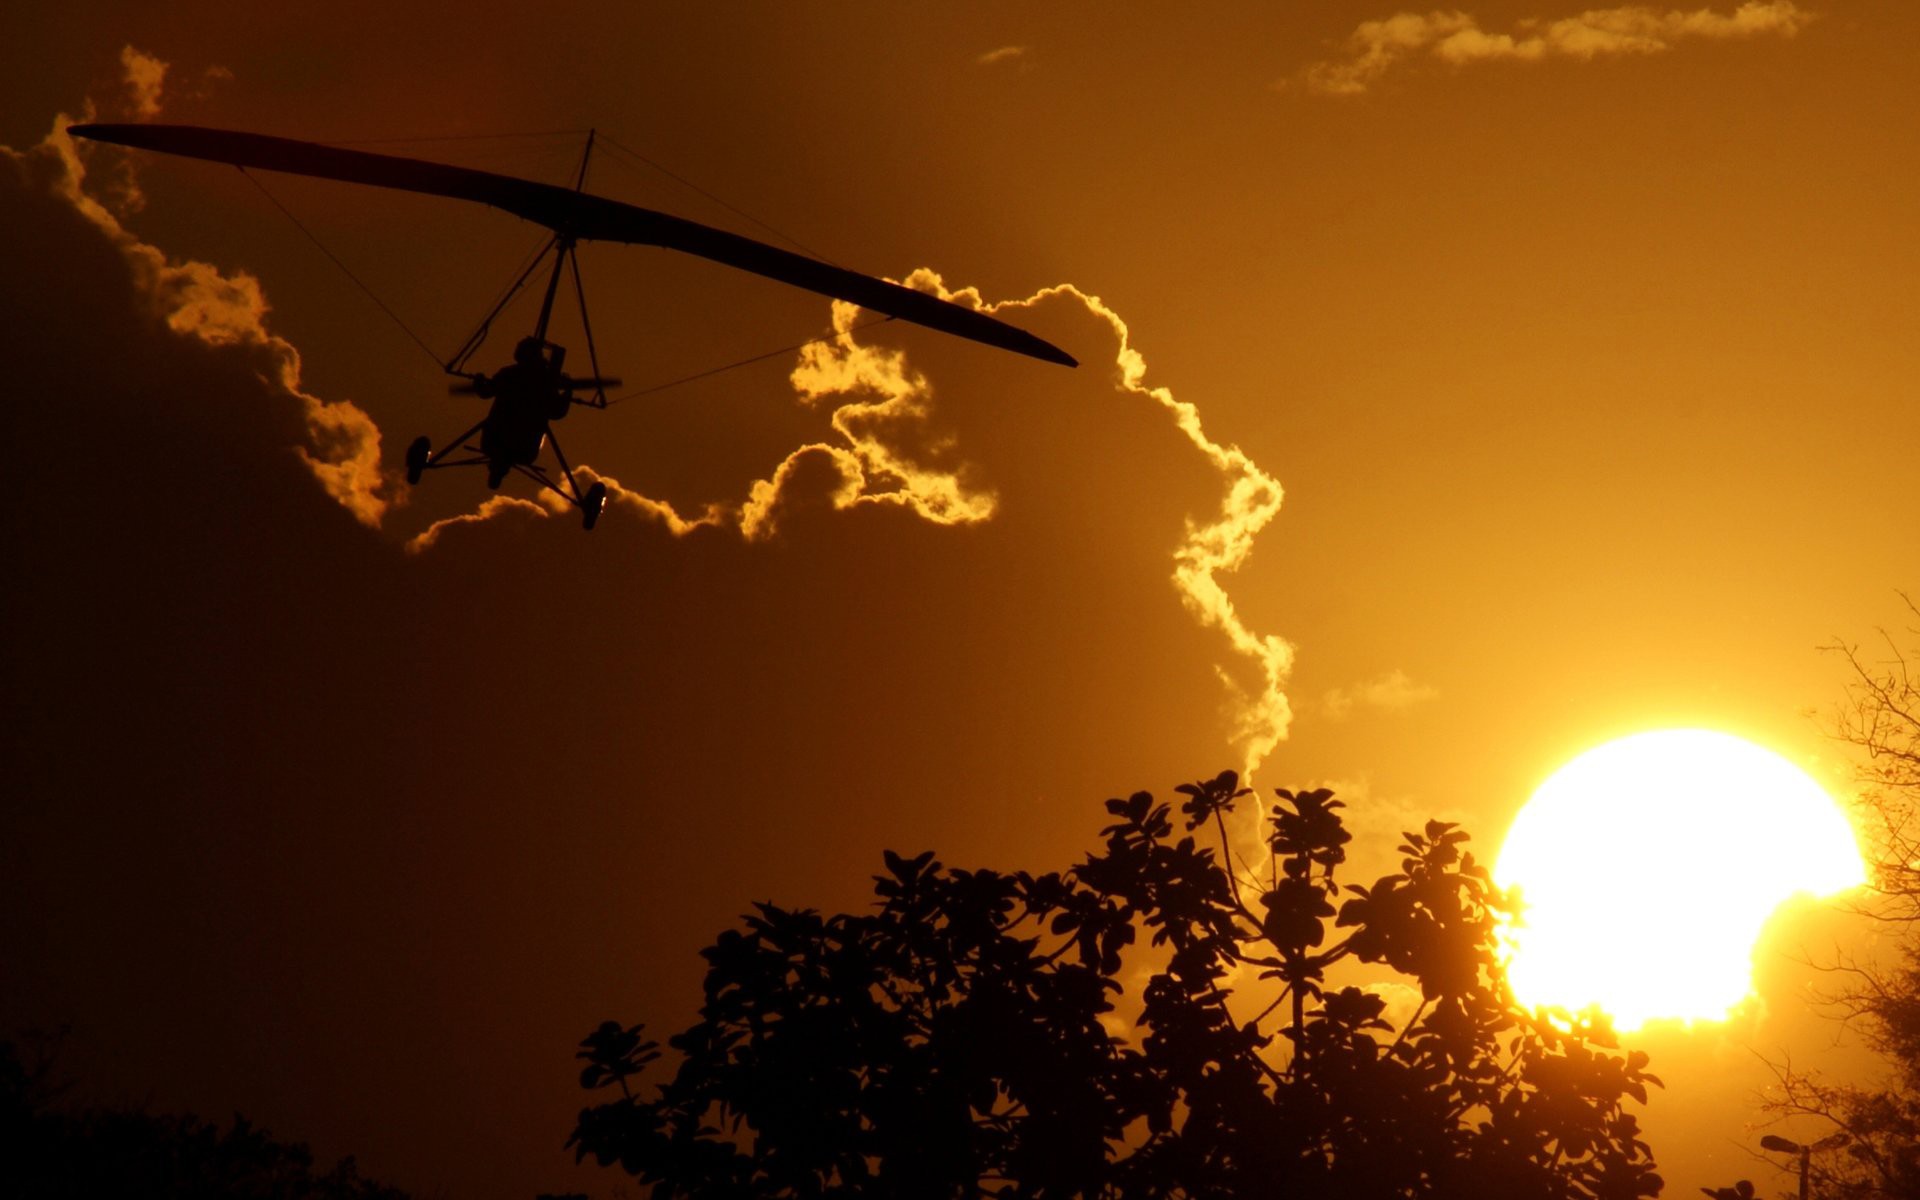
top-left (1494, 729), bottom-right (1864, 1031)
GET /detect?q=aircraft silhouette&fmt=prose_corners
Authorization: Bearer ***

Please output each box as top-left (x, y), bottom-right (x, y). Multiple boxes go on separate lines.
top-left (69, 123), bottom-right (1076, 530)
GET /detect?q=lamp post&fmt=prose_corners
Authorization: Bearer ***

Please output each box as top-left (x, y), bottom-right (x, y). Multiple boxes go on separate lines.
top-left (1759, 1132), bottom-right (1851, 1200)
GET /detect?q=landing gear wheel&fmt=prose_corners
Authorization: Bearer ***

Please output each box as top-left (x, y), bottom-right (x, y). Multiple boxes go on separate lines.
top-left (582, 482), bottom-right (608, 531)
top-left (405, 436), bottom-right (431, 485)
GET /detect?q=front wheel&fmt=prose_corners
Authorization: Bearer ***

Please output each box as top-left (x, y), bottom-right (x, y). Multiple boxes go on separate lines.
top-left (582, 482), bottom-right (608, 531)
top-left (404, 436), bottom-right (432, 485)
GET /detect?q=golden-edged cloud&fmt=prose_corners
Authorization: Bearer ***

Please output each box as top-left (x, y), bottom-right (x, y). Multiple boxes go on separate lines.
top-left (407, 462), bottom-right (725, 552)
top-left (4, 48), bottom-right (396, 526)
top-left (404, 494), bottom-right (551, 552)
top-left (782, 274), bottom-right (1293, 775)
top-left (769, 286), bottom-right (1001, 536)
top-left (414, 270), bottom-right (1296, 774)
top-left (1058, 284), bottom-right (1293, 775)
top-left (1299, 1), bottom-right (1812, 95)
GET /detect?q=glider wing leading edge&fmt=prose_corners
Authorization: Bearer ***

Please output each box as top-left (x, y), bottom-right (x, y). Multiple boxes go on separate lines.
top-left (69, 122), bottom-right (1077, 367)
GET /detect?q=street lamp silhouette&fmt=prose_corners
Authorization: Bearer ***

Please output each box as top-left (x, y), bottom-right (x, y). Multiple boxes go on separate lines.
top-left (1759, 1132), bottom-right (1851, 1200)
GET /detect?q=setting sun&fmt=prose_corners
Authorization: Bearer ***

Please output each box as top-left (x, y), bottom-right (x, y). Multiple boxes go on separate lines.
top-left (1494, 729), bottom-right (1865, 1031)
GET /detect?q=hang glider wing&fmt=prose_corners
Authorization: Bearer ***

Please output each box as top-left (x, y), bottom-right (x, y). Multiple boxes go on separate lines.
top-left (68, 123), bottom-right (1077, 367)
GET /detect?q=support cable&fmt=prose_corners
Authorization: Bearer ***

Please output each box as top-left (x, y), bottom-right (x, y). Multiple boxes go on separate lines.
top-left (596, 133), bottom-right (835, 264)
top-left (319, 128), bottom-right (589, 147)
top-left (243, 129), bottom-right (895, 408)
top-left (447, 233), bottom-right (558, 372)
top-left (567, 244), bottom-right (608, 407)
top-left (445, 236), bottom-right (558, 375)
top-left (236, 165), bottom-right (445, 371)
top-left (607, 316), bottom-right (896, 404)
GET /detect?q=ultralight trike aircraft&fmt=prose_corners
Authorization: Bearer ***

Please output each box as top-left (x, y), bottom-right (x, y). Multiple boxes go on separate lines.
top-left (70, 123), bottom-right (1076, 530)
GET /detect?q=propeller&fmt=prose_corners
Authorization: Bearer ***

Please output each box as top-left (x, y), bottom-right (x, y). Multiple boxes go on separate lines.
top-left (449, 375), bottom-right (622, 395)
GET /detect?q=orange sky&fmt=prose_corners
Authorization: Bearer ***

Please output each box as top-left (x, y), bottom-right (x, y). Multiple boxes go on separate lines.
top-left (2, 3), bottom-right (1915, 1196)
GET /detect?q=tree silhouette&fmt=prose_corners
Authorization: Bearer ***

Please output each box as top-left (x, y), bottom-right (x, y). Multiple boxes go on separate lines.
top-left (569, 773), bottom-right (1664, 1198)
top-left (1738, 598), bottom-right (1920, 1199)
top-left (0, 1035), bottom-right (410, 1199)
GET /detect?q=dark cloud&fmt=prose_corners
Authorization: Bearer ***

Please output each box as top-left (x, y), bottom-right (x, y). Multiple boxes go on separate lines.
top-left (0, 85), bottom-right (1296, 1199)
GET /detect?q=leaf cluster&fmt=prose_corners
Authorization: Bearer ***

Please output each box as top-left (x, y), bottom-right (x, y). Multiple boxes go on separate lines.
top-left (570, 772), bottom-right (1663, 1199)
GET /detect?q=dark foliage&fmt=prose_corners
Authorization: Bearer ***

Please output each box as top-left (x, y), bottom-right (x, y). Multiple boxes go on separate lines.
top-left (0, 1036), bottom-right (409, 1200)
top-left (570, 773), bottom-right (1664, 1198)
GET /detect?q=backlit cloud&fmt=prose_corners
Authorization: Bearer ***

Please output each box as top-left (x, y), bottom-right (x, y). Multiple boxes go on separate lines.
top-left (769, 286), bottom-right (1001, 537)
top-left (3, 50), bottom-right (397, 526)
top-left (1060, 284), bottom-right (1293, 776)
top-left (411, 269), bottom-right (1295, 775)
top-left (407, 462), bottom-right (725, 551)
top-left (405, 494), bottom-right (551, 552)
top-left (1298, 1), bottom-right (1812, 95)
top-left (119, 45), bottom-right (168, 118)
top-left (777, 273), bottom-right (1294, 776)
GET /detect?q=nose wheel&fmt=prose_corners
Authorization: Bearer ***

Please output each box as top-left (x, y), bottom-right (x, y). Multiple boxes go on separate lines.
top-left (582, 482), bottom-right (608, 531)
top-left (404, 435), bottom-right (431, 485)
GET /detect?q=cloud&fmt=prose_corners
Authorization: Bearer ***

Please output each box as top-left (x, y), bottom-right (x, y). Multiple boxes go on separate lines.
top-left (1298, 1), bottom-right (1813, 94)
top-left (769, 286), bottom-right (1002, 537)
top-left (976, 45), bottom-right (1032, 68)
top-left (2, 51), bottom-right (397, 526)
top-left (786, 273), bottom-right (1295, 777)
top-left (1321, 669), bottom-right (1439, 720)
top-left (17, 55), bottom-right (1295, 783)
top-left (1064, 283), bottom-right (1294, 776)
top-left (119, 45), bottom-right (168, 118)
top-left (406, 461), bottom-right (726, 551)
top-left (404, 494), bottom-right (551, 552)
top-left (411, 268), bottom-right (1295, 775)
top-left (413, 282), bottom-right (1000, 545)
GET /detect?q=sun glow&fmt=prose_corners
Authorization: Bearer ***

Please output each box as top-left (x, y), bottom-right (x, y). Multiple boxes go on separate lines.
top-left (1494, 729), bottom-right (1865, 1031)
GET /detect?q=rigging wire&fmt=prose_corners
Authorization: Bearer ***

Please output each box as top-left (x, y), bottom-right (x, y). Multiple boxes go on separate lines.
top-left (480, 232), bottom-right (560, 330)
top-left (608, 316), bottom-right (896, 404)
top-left (319, 130), bottom-right (590, 191)
top-left (318, 128), bottom-right (590, 147)
top-left (236, 165), bottom-right (446, 371)
top-left (234, 128), bottom-right (903, 405)
top-left (595, 133), bottom-right (836, 264)
top-left (446, 233), bottom-right (560, 372)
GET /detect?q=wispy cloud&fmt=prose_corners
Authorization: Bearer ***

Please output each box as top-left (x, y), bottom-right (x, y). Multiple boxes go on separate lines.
top-left (1298, 1), bottom-right (1812, 95)
top-left (976, 45), bottom-right (1032, 68)
top-left (6, 48), bottom-right (397, 526)
top-left (1321, 669), bottom-right (1438, 720)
